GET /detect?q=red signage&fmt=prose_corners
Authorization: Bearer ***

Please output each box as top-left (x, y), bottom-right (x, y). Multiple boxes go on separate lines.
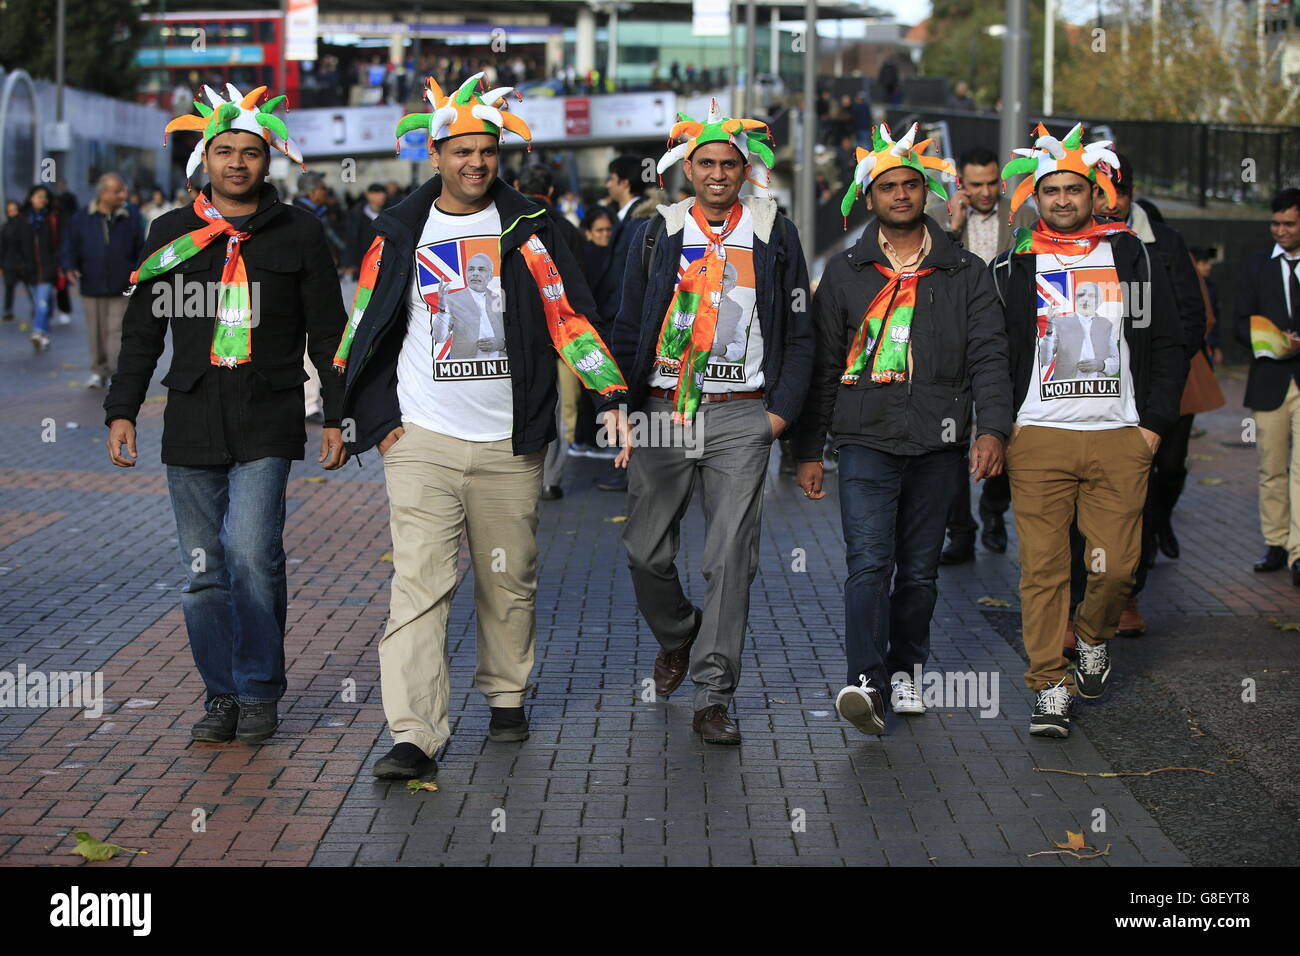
top-left (565, 98), bottom-right (592, 137)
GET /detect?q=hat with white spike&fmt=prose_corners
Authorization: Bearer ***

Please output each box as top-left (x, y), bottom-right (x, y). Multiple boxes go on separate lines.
top-left (656, 98), bottom-right (774, 188)
top-left (1001, 122), bottom-right (1119, 224)
top-left (839, 122), bottom-right (956, 224)
top-left (163, 83), bottom-right (305, 185)
top-left (395, 73), bottom-right (532, 148)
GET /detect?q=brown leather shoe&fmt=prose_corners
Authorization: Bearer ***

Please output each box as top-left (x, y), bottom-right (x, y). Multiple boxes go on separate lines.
top-left (653, 613), bottom-right (700, 698)
top-left (1117, 597), bottom-right (1146, 637)
top-left (692, 704), bottom-right (741, 745)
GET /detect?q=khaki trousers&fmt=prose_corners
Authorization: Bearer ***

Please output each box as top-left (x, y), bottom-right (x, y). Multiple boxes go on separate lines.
top-left (380, 422), bottom-right (544, 756)
top-left (1255, 379), bottom-right (1300, 564)
top-left (82, 294), bottom-right (126, 380)
top-left (557, 359), bottom-right (580, 444)
top-left (1007, 425), bottom-right (1151, 693)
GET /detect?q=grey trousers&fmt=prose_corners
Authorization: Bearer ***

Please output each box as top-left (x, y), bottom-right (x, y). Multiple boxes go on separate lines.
top-left (623, 395), bottom-right (773, 710)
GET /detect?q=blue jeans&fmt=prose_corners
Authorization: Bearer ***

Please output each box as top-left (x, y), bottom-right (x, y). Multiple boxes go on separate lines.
top-left (837, 445), bottom-right (961, 691)
top-left (166, 457), bottom-right (292, 704)
top-left (29, 282), bottom-right (52, 334)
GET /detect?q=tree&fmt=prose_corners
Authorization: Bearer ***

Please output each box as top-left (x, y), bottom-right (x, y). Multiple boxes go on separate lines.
top-left (0, 0), bottom-right (142, 100)
top-left (920, 0), bottom-right (1082, 110)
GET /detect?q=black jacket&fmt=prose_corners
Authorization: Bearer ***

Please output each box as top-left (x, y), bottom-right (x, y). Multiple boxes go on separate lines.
top-left (1, 215), bottom-right (26, 275)
top-left (593, 194), bottom-right (651, 324)
top-left (1130, 207), bottom-right (1206, 364)
top-left (61, 202), bottom-right (146, 296)
top-left (1233, 249), bottom-right (1300, 411)
top-left (339, 176), bottom-right (624, 457)
top-left (103, 183), bottom-right (347, 465)
top-left (990, 220), bottom-right (1187, 438)
top-left (791, 216), bottom-right (1012, 461)
top-left (344, 202), bottom-right (382, 272)
top-left (602, 196), bottom-right (813, 426)
top-left (15, 209), bottom-right (61, 284)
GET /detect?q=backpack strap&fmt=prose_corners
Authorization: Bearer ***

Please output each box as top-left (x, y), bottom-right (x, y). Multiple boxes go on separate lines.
top-left (641, 214), bottom-right (666, 279)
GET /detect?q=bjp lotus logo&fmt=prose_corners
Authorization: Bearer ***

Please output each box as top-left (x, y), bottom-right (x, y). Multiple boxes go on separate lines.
top-left (575, 350), bottom-right (605, 374)
top-left (672, 309), bottom-right (692, 330)
top-left (542, 281), bottom-right (563, 302)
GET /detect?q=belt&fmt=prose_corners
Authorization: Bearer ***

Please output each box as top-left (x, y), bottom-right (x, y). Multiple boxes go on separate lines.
top-left (646, 387), bottom-right (765, 404)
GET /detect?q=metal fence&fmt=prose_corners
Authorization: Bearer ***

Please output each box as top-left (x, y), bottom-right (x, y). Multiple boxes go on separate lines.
top-left (884, 107), bottom-right (1300, 208)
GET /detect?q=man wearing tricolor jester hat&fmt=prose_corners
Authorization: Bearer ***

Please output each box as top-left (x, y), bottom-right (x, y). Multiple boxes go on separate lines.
top-left (103, 84), bottom-right (349, 745)
top-left (790, 122), bottom-right (1012, 737)
top-left (989, 123), bottom-right (1185, 738)
top-left (604, 98), bottom-right (812, 745)
top-left (334, 74), bottom-right (629, 780)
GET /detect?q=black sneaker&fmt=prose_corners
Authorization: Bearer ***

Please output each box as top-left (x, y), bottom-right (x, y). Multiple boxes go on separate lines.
top-left (1072, 637), bottom-right (1111, 699)
top-left (1029, 682), bottom-right (1072, 738)
top-left (372, 742), bottom-right (438, 779)
top-left (488, 706), bottom-right (530, 742)
top-left (235, 701), bottom-right (279, 744)
top-left (191, 694), bottom-right (239, 742)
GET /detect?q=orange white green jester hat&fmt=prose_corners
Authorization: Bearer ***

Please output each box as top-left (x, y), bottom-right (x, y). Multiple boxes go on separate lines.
top-left (394, 72), bottom-right (532, 149)
top-left (1000, 122), bottom-right (1119, 225)
top-left (163, 83), bottom-right (305, 185)
top-left (838, 122), bottom-right (956, 227)
top-left (656, 98), bottom-right (775, 188)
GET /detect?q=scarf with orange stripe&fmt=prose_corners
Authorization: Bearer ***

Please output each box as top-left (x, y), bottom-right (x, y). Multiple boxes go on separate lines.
top-left (129, 193), bottom-right (257, 367)
top-left (331, 232), bottom-right (625, 397)
top-left (653, 201), bottom-right (744, 423)
top-left (842, 263), bottom-right (936, 385)
top-left (1011, 220), bottom-right (1134, 257)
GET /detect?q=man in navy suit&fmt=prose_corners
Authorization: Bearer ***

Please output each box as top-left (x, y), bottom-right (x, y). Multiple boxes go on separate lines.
top-left (1235, 188), bottom-right (1300, 583)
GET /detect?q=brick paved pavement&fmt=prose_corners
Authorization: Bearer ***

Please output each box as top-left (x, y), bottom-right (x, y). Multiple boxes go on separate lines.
top-left (0, 303), bottom-right (1294, 866)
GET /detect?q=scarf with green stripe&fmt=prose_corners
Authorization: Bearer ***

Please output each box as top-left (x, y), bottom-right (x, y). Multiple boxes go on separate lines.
top-left (653, 201), bottom-right (744, 423)
top-left (842, 263), bottom-right (935, 385)
top-left (129, 193), bottom-right (255, 366)
top-left (332, 233), bottom-right (625, 397)
top-left (1012, 220), bottom-right (1135, 257)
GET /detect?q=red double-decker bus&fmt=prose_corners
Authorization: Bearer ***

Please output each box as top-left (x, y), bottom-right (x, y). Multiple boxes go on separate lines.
top-left (135, 10), bottom-right (302, 110)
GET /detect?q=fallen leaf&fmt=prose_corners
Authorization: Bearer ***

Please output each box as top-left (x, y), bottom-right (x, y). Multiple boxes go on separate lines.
top-left (143, 396), bottom-right (167, 404)
top-left (1054, 830), bottom-right (1087, 850)
top-left (977, 596), bottom-right (1013, 607)
top-left (379, 552), bottom-right (393, 562)
top-left (61, 363), bottom-right (79, 370)
top-left (303, 476), bottom-right (326, 483)
top-left (1198, 477), bottom-right (1224, 486)
top-left (1265, 617), bottom-right (1300, 632)
top-left (1188, 454), bottom-right (1219, 462)
top-left (605, 515), bottom-right (628, 523)
top-left (406, 779), bottom-right (439, 792)
top-left (1035, 765), bottom-right (1214, 778)
top-left (70, 831), bottom-right (144, 861)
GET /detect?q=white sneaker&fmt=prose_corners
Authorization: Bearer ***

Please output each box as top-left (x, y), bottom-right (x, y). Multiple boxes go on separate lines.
top-left (85, 373), bottom-right (103, 388)
top-left (835, 676), bottom-right (885, 736)
top-left (55, 312), bottom-right (72, 326)
top-left (1029, 680), bottom-right (1072, 738)
top-left (890, 675), bottom-right (926, 715)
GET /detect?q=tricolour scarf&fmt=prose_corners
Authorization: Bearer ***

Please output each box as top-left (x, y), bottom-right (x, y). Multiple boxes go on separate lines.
top-left (130, 193), bottom-right (254, 366)
top-left (1012, 220), bottom-right (1135, 257)
top-left (332, 232), bottom-right (626, 397)
top-left (653, 201), bottom-right (744, 423)
top-left (842, 263), bottom-right (935, 385)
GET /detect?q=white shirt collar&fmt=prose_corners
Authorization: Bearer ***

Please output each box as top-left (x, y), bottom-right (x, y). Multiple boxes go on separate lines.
top-left (618, 197), bottom-right (639, 221)
top-left (1271, 242), bottom-right (1300, 260)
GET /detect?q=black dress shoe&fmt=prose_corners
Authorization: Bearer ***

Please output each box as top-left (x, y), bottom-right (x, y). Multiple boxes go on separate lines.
top-left (980, 522), bottom-right (1008, 553)
top-left (1292, 560), bottom-right (1300, 587)
top-left (488, 706), bottom-right (530, 742)
top-left (372, 743), bottom-right (438, 779)
top-left (1155, 522), bottom-right (1180, 559)
top-left (1255, 546), bottom-right (1287, 573)
top-left (939, 541), bottom-right (974, 565)
top-left (191, 694), bottom-right (239, 742)
top-left (235, 701), bottom-right (278, 744)
top-left (595, 470), bottom-right (627, 492)
top-left (539, 485), bottom-right (563, 500)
